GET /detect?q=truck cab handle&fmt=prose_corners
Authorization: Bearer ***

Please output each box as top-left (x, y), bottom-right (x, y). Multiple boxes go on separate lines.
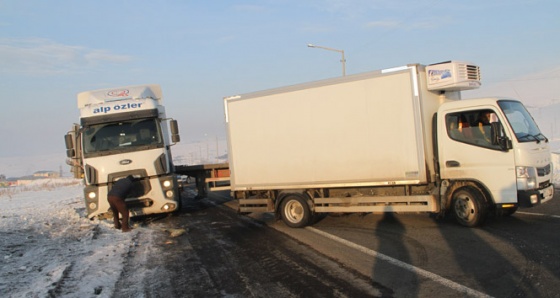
top-left (446, 160), bottom-right (461, 167)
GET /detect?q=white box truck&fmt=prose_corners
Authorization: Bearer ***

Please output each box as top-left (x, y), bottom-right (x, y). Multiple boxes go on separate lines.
top-left (223, 61), bottom-right (553, 227)
top-left (64, 84), bottom-right (181, 219)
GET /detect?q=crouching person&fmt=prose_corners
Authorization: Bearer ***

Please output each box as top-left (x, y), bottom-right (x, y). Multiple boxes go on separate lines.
top-left (108, 175), bottom-right (135, 232)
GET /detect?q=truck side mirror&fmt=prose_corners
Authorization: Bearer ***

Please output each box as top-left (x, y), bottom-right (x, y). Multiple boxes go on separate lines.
top-left (490, 122), bottom-right (512, 151)
top-left (500, 138), bottom-right (513, 151)
top-left (170, 120), bottom-right (180, 143)
top-left (64, 134), bottom-right (76, 158)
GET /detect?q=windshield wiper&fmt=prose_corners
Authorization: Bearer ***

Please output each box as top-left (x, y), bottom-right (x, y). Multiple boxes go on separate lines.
top-left (534, 133), bottom-right (549, 143)
top-left (517, 133), bottom-right (539, 143)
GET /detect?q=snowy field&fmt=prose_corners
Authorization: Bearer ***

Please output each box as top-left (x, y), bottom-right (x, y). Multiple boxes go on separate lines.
top-left (0, 178), bottom-right (166, 297)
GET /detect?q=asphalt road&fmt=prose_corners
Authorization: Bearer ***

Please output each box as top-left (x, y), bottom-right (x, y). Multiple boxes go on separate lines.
top-left (114, 189), bottom-right (385, 297)
top-left (266, 200), bottom-right (560, 297)
top-left (116, 188), bottom-right (560, 297)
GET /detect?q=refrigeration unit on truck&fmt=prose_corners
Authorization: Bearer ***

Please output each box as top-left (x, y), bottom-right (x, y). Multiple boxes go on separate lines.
top-left (65, 84), bottom-right (181, 219)
top-left (223, 61), bottom-right (553, 227)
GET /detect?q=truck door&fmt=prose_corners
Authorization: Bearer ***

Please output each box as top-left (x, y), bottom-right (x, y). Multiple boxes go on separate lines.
top-left (438, 108), bottom-right (517, 205)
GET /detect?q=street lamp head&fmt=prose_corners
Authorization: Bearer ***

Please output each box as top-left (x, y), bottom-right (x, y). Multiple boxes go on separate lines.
top-left (306, 43), bottom-right (346, 76)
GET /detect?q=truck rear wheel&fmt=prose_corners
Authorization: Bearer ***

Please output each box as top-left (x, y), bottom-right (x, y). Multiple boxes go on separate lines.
top-left (280, 194), bottom-right (311, 228)
top-left (451, 186), bottom-right (488, 227)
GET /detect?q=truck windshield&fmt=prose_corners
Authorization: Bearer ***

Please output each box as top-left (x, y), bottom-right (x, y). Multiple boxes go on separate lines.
top-left (498, 100), bottom-right (547, 143)
top-left (82, 119), bottom-right (163, 155)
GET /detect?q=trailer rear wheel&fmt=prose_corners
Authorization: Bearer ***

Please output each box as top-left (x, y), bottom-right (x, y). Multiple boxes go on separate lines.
top-left (451, 186), bottom-right (488, 227)
top-left (280, 194), bottom-right (311, 228)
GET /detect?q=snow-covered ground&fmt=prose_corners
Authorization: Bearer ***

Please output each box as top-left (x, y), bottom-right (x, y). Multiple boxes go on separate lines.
top-left (0, 178), bottom-right (164, 297)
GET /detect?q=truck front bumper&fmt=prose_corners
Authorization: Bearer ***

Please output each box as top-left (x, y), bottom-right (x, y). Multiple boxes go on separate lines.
top-left (518, 184), bottom-right (554, 207)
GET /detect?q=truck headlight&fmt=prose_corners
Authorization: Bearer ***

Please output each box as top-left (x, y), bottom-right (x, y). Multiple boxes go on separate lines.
top-left (516, 166), bottom-right (537, 190)
top-left (163, 180), bottom-right (172, 188)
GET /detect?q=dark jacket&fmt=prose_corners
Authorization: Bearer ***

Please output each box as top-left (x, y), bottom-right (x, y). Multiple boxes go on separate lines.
top-left (108, 175), bottom-right (135, 198)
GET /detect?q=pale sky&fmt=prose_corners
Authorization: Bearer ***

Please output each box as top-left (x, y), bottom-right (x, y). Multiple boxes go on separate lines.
top-left (1, 0), bottom-right (559, 159)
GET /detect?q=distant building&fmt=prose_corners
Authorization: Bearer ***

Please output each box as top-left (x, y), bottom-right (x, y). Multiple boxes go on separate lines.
top-left (0, 171), bottom-right (61, 187)
top-left (16, 179), bottom-right (34, 186)
top-left (33, 171), bottom-right (60, 178)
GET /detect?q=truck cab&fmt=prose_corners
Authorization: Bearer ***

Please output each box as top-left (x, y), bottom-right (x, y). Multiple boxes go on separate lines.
top-left (65, 84), bottom-right (182, 219)
top-left (437, 98), bottom-right (553, 225)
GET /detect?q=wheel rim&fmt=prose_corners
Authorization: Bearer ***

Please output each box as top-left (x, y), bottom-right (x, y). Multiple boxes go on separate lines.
top-left (284, 200), bottom-right (304, 224)
top-left (454, 192), bottom-right (476, 222)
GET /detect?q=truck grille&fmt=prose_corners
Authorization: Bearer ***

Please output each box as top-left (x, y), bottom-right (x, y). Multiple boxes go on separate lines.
top-left (537, 164), bottom-right (551, 177)
top-left (539, 181), bottom-right (551, 189)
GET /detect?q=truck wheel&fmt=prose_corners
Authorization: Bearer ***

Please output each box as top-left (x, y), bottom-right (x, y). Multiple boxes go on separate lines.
top-left (280, 194), bottom-right (311, 228)
top-left (451, 186), bottom-right (488, 227)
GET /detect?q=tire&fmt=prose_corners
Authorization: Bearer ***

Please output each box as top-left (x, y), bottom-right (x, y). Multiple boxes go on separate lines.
top-left (451, 186), bottom-right (488, 227)
top-left (280, 194), bottom-right (311, 228)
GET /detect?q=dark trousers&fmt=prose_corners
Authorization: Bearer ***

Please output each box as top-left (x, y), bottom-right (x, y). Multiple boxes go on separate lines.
top-left (108, 195), bottom-right (130, 231)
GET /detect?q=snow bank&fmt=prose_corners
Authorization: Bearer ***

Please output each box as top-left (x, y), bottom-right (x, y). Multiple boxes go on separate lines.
top-left (0, 178), bottom-right (154, 297)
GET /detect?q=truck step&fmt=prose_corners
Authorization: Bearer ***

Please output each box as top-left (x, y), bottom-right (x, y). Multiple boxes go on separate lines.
top-left (314, 195), bottom-right (438, 213)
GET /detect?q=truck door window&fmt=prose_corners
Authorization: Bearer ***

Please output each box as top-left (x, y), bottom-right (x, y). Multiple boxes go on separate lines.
top-left (445, 109), bottom-right (504, 150)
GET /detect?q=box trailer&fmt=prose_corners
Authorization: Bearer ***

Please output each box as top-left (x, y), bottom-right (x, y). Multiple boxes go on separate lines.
top-left (223, 61), bottom-right (553, 227)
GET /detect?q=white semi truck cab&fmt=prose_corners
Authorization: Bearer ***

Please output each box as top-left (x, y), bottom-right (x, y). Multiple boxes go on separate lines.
top-left (65, 84), bottom-right (181, 219)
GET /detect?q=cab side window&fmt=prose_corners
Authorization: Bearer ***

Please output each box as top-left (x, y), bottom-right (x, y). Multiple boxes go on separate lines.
top-left (445, 109), bottom-right (503, 150)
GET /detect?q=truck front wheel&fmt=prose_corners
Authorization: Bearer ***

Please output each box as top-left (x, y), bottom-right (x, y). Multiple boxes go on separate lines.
top-left (451, 186), bottom-right (488, 227)
top-left (280, 194), bottom-right (311, 228)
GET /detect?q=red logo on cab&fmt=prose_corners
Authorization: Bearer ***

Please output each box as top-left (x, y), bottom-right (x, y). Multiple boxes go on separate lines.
top-left (107, 89), bottom-right (129, 97)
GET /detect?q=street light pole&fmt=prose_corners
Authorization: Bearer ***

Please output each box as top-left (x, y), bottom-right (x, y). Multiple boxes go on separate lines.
top-left (307, 43), bottom-right (346, 76)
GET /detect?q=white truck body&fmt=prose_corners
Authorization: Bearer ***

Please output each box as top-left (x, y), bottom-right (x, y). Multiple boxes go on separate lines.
top-left (65, 84), bottom-right (181, 219)
top-left (227, 67), bottom-right (432, 188)
top-left (224, 61), bottom-right (554, 227)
